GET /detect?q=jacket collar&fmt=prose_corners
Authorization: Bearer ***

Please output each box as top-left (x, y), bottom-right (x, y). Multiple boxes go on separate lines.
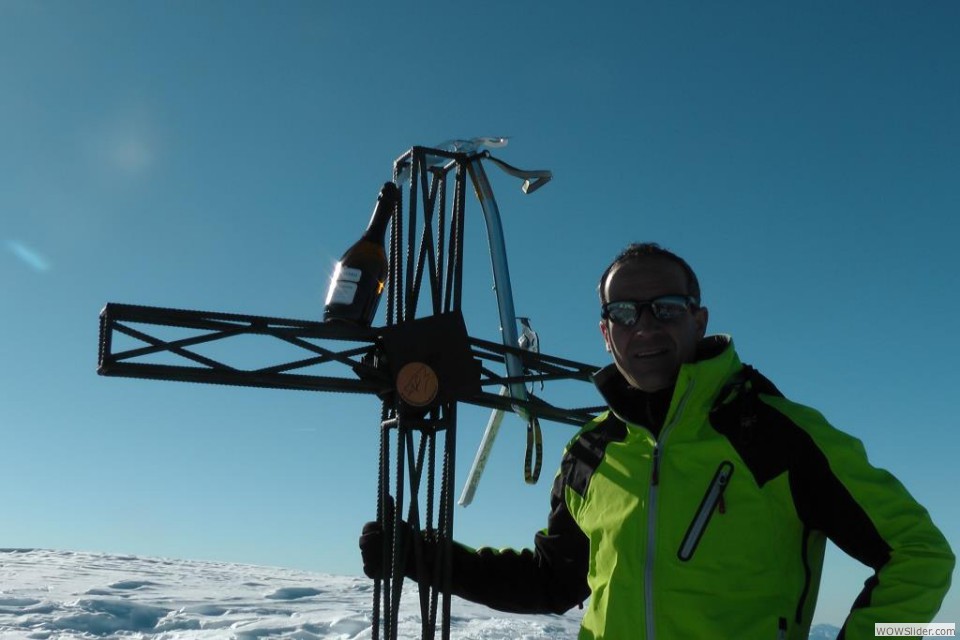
top-left (593, 335), bottom-right (741, 428)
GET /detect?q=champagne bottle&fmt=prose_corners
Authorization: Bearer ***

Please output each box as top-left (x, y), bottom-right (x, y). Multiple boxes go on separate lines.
top-left (323, 181), bottom-right (399, 325)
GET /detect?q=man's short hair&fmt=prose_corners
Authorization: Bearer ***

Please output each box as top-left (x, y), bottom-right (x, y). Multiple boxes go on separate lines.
top-left (598, 243), bottom-right (701, 305)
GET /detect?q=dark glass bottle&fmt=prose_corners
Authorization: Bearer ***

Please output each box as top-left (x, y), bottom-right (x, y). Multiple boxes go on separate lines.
top-left (323, 181), bottom-right (399, 325)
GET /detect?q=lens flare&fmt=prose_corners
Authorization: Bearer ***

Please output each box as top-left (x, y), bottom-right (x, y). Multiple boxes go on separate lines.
top-left (6, 240), bottom-right (51, 272)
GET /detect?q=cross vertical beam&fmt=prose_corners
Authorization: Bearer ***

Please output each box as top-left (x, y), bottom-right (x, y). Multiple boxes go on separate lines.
top-left (374, 146), bottom-right (471, 640)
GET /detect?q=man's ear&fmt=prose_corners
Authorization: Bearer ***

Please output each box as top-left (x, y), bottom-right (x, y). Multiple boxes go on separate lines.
top-left (600, 320), bottom-right (612, 352)
top-left (695, 306), bottom-right (709, 339)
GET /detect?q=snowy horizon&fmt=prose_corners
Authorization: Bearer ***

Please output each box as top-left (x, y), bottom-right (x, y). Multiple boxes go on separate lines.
top-left (0, 548), bottom-right (582, 639)
top-left (0, 548), bottom-right (842, 639)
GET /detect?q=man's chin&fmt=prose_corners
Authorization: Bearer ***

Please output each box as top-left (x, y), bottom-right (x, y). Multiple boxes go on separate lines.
top-left (623, 368), bottom-right (678, 393)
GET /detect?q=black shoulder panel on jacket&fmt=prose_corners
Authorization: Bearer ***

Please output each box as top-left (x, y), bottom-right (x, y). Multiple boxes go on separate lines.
top-left (709, 365), bottom-right (790, 487)
top-left (562, 415), bottom-right (628, 498)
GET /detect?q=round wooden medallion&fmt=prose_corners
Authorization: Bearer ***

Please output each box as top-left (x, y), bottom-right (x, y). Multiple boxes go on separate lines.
top-left (396, 362), bottom-right (439, 407)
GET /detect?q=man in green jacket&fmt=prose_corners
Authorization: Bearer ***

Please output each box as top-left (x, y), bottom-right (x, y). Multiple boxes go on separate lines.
top-left (361, 242), bottom-right (954, 639)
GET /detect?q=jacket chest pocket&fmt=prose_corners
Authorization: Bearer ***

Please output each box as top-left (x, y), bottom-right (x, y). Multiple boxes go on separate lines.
top-left (677, 461), bottom-right (734, 561)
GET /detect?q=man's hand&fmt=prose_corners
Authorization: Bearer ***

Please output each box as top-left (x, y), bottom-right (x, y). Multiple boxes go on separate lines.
top-left (359, 514), bottom-right (432, 581)
top-left (359, 519), bottom-right (389, 579)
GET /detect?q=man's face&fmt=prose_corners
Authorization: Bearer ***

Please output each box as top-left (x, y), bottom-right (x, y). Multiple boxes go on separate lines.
top-left (599, 257), bottom-right (708, 392)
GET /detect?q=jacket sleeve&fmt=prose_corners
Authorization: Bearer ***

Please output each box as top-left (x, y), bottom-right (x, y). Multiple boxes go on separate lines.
top-left (764, 395), bottom-right (955, 640)
top-left (439, 468), bottom-right (591, 614)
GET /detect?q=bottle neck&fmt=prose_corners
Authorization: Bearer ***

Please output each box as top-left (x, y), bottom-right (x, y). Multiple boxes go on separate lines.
top-left (361, 182), bottom-right (398, 243)
top-left (362, 207), bottom-right (391, 242)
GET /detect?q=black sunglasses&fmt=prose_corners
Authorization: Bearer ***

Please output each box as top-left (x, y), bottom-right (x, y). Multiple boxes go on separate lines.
top-left (601, 295), bottom-right (698, 326)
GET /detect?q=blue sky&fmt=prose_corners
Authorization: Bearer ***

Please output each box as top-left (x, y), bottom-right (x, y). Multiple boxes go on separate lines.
top-left (2, 0), bottom-right (957, 627)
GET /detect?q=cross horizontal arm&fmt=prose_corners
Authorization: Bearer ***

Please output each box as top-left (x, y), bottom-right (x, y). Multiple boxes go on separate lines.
top-left (98, 303), bottom-right (602, 426)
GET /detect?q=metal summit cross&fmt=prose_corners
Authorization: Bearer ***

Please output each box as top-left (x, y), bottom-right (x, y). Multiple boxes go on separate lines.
top-left (97, 140), bottom-right (603, 640)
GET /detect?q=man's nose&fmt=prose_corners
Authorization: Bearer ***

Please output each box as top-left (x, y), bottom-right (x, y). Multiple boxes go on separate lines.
top-left (633, 305), bottom-right (661, 332)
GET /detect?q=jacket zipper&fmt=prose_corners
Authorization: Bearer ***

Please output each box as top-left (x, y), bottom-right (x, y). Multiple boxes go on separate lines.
top-left (677, 461), bottom-right (734, 561)
top-left (644, 445), bottom-right (660, 640)
top-left (644, 381), bottom-right (694, 640)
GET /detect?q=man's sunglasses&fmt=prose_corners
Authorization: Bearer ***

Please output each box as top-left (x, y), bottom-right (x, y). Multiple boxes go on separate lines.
top-left (601, 295), bottom-right (698, 326)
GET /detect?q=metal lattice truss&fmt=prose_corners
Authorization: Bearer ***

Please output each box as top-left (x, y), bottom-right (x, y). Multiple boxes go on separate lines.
top-left (98, 303), bottom-right (602, 427)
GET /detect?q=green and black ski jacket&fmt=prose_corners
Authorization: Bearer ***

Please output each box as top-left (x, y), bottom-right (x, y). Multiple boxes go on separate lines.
top-left (447, 335), bottom-right (954, 639)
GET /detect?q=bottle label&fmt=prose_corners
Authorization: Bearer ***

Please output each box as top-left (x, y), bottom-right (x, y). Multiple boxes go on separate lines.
top-left (324, 263), bottom-right (364, 306)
